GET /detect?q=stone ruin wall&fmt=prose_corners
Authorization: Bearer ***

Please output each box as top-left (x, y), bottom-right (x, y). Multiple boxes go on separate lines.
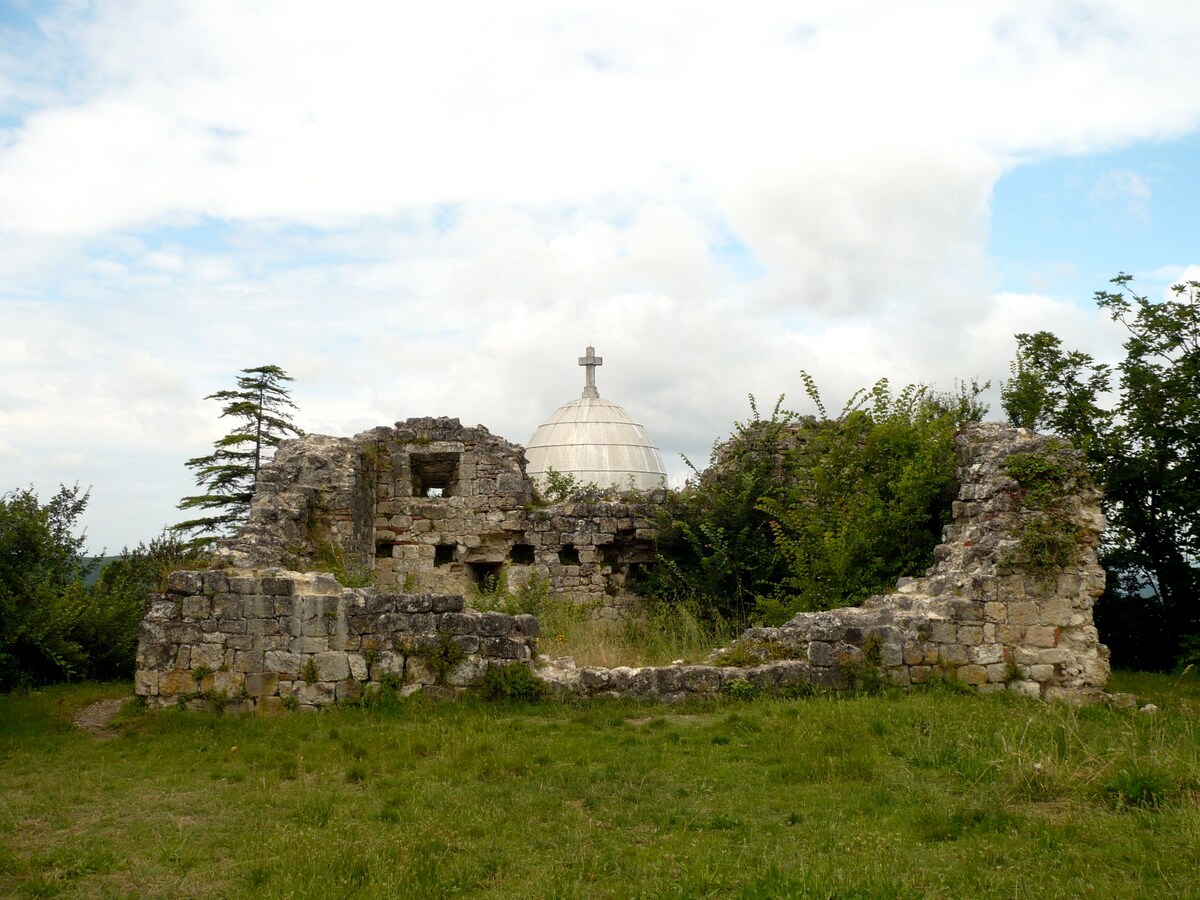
top-left (136, 570), bottom-right (539, 711)
top-left (545, 424), bottom-right (1111, 703)
top-left (218, 417), bottom-right (658, 619)
top-left (137, 420), bottom-right (1112, 709)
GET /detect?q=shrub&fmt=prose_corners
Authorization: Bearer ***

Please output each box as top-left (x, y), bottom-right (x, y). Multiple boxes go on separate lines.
top-left (477, 663), bottom-right (548, 702)
top-left (643, 377), bottom-right (986, 627)
top-left (417, 633), bottom-right (467, 685)
top-left (0, 487), bottom-right (205, 689)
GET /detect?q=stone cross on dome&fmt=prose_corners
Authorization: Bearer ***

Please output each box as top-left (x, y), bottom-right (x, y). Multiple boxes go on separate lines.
top-left (579, 345), bottom-right (603, 398)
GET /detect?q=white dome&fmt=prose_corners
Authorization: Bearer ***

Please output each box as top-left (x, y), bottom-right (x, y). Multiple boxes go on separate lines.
top-left (526, 346), bottom-right (667, 492)
top-left (526, 396), bottom-right (667, 492)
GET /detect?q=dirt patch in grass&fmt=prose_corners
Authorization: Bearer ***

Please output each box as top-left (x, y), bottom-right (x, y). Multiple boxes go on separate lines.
top-left (72, 696), bottom-right (130, 739)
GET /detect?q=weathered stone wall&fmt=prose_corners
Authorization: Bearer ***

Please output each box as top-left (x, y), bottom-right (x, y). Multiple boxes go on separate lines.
top-left (543, 424), bottom-right (1111, 703)
top-left (217, 416), bottom-right (660, 618)
top-left (150, 420), bottom-right (1110, 708)
top-left (135, 570), bottom-right (538, 711)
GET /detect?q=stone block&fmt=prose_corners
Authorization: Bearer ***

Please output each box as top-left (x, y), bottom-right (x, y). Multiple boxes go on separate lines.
top-left (970, 644), bottom-right (1004, 666)
top-left (984, 602), bottom-right (1008, 623)
top-left (228, 576), bottom-right (259, 594)
top-left (145, 597), bottom-right (181, 621)
top-left (1010, 680), bottom-right (1041, 699)
top-left (135, 669), bottom-right (159, 696)
top-left (314, 651), bottom-right (351, 682)
top-left (997, 624), bottom-right (1024, 644)
top-left (444, 657), bottom-right (488, 688)
top-left (192, 643), bottom-right (225, 669)
top-left (234, 650), bottom-right (264, 673)
top-left (956, 664), bottom-right (987, 685)
top-left (878, 641), bottom-right (904, 667)
top-left (477, 612), bottom-right (514, 636)
top-left (513, 614), bottom-right (539, 637)
top-left (166, 571), bottom-right (205, 595)
top-left (938, 644), bottom-right (969, 667)
top-left (440, 612), bottom-right (479, 634)
top-left (1038, 599), bottom-right (1074, 626)
top-left (262, 576), bottom-right (295, 596)
top-left (301, 617), bottom-right (331, 637)
top-left (336, 679), bottom-right (363, 702)
top-left (482, 636), bottom-right (524, 659)
top-left (1007, 602), bottom-right (1038, 625)
top-left (160, 668), bottom-right (194, 695)
top-left (202, 572), bottom-right (230, 594)
top-left (1033, 648), bottom-right (1072, 665)
top-left (985, 662), bottom-right (1009, 683)
top-left (1055, 574), bottom-right (1080, 597)
top-left (399, 595), bottom-right (433, 613)
top-left (212, 671), bottom-right (244, 694)
top-left (243, 594), bottom-right (275, 617)
top-left (1028, 664), bottom-right (1055, 682)
top-left (296, 681), bottom-right (335, 706)
top-left (290, 637), bottom-right (329, 654)
top-left (347, 653), bottom-right (369, 681)
top-left (136, 636), bottom-right (175, 670)
top-left (808, 642), bottom-right (835, 667)
top-left (216, 619), bottom-right (246, 638)
top-left (1024, 626), bottom-right (1059, 648)
top-left (451, 635), bottom-right (480, 654)
top-left (956, 626), bottom-right (982, 645)
top-left (181, 595), bottom-right (211, 620)
top-left (903, 641), bottom-right (935, 666)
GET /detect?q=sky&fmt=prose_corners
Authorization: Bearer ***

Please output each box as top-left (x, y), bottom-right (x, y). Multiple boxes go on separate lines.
top-left (2, 0), bottom-right (1199, 555)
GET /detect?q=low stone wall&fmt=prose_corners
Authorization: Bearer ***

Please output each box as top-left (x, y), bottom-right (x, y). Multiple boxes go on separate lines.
top-left (135, 570), bottom-right (538, 711)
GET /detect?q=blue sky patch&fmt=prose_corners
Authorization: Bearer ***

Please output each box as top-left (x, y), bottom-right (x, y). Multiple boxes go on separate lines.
top-left (989, 135), bottom-right (1200, 301)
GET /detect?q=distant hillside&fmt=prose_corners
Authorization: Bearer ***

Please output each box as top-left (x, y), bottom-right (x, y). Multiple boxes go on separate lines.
top-left (82, 556), bottom-right (121, 587)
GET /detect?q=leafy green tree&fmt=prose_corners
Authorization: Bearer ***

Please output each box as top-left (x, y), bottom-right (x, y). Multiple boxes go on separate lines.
top-left (1001, 274), bottom-right (1200, 670)
top-left (84, 533), bottom-right (209, 680)
top-left (0, 485), bottom-right (93, 688)
top-left (175, 365), bottom-right (303, 544)
top-left (1000, 331), bottom-right (1112, 452)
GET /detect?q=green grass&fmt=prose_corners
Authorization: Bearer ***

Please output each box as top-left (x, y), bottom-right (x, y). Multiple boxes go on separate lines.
top-left (1, 671), bottom-right (1198, 897)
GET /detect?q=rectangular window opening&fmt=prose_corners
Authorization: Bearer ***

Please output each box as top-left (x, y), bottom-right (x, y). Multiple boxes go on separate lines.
top-left (509, 543), bottom-right (535, 565)
top-left (468, 562), bottom-right (503, 590)
top-left (558, 544), bottom-right (580, 566)
top-left (434, 544), bottom-right (455, 566)
top-left (411, 452), bottom-right (460, 498)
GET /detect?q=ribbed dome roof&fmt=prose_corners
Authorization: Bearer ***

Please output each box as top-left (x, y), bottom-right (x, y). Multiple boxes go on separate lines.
top-left (526, 346), bottom-right (667, 492)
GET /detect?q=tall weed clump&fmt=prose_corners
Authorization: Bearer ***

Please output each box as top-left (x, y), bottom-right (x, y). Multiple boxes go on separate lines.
top-left (643, 376), bottom-right (987, 627)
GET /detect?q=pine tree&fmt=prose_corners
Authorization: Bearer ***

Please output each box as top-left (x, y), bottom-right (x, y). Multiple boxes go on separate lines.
top-left (174, 365), bottom-right (304, 544)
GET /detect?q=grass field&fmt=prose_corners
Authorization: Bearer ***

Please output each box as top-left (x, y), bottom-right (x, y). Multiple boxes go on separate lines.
top-left (1, 671), bottom-right (1198, 898)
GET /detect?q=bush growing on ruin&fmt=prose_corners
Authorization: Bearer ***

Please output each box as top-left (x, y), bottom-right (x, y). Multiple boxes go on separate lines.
top-left (644, 377), bottom-right (986, 626)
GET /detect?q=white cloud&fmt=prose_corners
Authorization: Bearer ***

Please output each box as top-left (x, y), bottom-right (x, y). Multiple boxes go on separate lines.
top-left (0, 1), bottom-right (1198, 550)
